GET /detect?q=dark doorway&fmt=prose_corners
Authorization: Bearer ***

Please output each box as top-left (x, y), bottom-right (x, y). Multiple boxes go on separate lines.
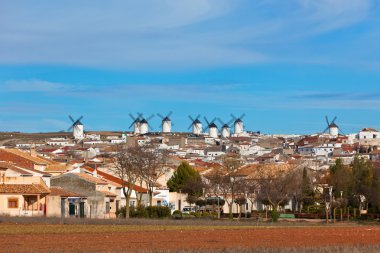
top-left (69, 203), bottom-right (76, 216)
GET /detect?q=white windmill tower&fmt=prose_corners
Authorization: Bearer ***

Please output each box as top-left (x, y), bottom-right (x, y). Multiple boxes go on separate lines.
top-left (157, 111), bottom-right (173, 133)
top-left (323, 116), bottom-right (343, 137)
top-left (231, 113), bottom-right (246, 136)
top-left (188, 114), bottom-right (202, 135)
top-left (217, 117), bottom-right (235, 138)
top-left (68, 115), bottom-right (84, 140)
top-left (139, 114), bottom-right (155, 135)
top-left (129, 113), bottom-right (143, 135)
top-left (204, 117), bottom-right (218, 138)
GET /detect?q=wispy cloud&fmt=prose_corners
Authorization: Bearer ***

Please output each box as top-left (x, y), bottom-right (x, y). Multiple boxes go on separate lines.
top-left (4, 79), bottom-right (64, 92)
top-left (0, 0), bottom-right (377, 69)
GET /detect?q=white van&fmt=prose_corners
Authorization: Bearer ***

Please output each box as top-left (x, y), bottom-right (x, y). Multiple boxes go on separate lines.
top-left (182, 206), bottom-right (197, 213)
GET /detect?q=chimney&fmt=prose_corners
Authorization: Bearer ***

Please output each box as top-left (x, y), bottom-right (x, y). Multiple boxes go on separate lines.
top-left (30, 144), bottom-right (37, 157)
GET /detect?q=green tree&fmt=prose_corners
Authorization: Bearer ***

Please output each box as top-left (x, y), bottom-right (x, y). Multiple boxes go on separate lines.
top-left (352, 156), bottom-right (373, 198)
top-left (183, 177), bottom-right (204, 206)
top-left (329, 158), bottom-right (353, 202)
top-left (167, 162), bottom-right (200, 192)
top-left (300, 167), bottom-right (315, 209)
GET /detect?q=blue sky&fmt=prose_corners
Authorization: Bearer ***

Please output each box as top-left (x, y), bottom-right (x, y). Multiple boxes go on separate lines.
top-left (1, 0), bottom-right (380, 134)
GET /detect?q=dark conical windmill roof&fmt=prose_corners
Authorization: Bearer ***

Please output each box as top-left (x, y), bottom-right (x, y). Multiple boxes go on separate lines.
top-left (209, 123), bottom-right (217, 128)
top-left (140, 119), bottom-right (148, 124)
top-left (194, 119), bottom-right (201, 124)
top-left (329, 123), bottom-right (338, 128)
top-left (222, 124), bottom-right (229, 129)
top-left (235, 118), bottom-right (243, 123)
top-left (163, 116), bottom-right (171, 122)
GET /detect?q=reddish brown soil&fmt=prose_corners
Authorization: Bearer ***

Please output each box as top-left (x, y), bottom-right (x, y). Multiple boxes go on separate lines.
top-left (1, 226), bottom-right (380, 252)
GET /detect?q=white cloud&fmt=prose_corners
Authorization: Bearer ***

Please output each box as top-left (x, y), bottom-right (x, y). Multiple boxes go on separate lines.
top-left (4, 79), bottom-right (64, 92)
top-left (0, 0), bottom-right (377, 69)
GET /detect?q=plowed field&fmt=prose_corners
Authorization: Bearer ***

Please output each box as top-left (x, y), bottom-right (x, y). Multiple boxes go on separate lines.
top-left (0, 224), bottom-right (379, 252)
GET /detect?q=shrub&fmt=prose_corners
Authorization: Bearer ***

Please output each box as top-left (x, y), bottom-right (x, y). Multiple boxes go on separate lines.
top-left (172, 210), bottom-right (182, 220)
top-left (145, 206), bottom-right (171, 219)
top-left (190, 212), bottom-right (201, 218)
top-left (117, 206), bottom-right (171, 219)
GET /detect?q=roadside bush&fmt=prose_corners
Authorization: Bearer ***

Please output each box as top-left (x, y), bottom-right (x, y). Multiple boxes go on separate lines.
top-left (116, 206), bottom-right (126, 218)
top-left (130, 206), bottom-right (149, 218)
top-left (190, 212), bottom-right (201, 218)
top-left (145, 206), bottom-right (171, 219)
top-left (172, 210), bottom-right (182, 219)
top-left (117, 206), bottom-right (171, 219)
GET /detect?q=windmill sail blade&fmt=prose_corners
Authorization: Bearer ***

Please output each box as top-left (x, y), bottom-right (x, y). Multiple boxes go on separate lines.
top-left (217, 118), bottom-right (224, 125)
top-left (129, 113), bottom-right (136, 121)
top-left (331, 116), bottom-right (337, 124)
top-left (69, 115), bottom-right (75, 123)
top-left (323, 127), bottom-right (329, 133)
top-left (167, 111), bottom-right (173, 118)
top-left (157, 113), bottom-right (164, 119)
top-left (230, 113), bottom-right (237, 120)
top-left (227, 117), bottom-right (235, 126)
top-left (147, 114), bottom-right (155, 121)
top-left (239, 114), bottom-right (246, 120)
top-left (325, 116), bottom-right (330, 126)
top-left (203, 116), bottom-right (210, 126)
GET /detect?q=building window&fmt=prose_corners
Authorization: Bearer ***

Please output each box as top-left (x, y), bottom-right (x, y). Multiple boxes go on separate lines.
top-left (8, 198), bottom-right (18, 208)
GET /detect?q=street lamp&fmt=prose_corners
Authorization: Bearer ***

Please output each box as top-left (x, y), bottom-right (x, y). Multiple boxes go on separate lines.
top-left (245, 190), bottom-right (248, 219)
top-left (179, 189), bottom-right (182, 212)
top-left (217, 184), bottom-right (220, 219)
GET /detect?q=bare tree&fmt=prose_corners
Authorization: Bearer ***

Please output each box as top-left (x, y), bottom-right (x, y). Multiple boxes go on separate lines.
top-left (255, 166), bottom-right (302, 216)
top-left (113, 145), bottom-right (142, 218)
top-left (141, 145), bottom-right (169, 206)
top-left (208, 155), bottom-right (243, 218)
top-left (244, 179), bottom-right (259, 213)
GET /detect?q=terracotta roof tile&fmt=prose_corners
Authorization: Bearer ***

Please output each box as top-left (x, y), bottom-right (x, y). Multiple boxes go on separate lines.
top-left (0, 184), bottom-right (50, 194)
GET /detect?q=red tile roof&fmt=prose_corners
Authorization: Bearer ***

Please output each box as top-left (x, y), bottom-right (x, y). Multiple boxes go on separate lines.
top-left (0, 149), bottom-right (55, 170)
top-left (0, 183), bottom-right (50, 194)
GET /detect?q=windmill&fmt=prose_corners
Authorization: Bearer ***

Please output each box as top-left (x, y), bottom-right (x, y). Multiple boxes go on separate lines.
top-left (217, 117), bottom-right (235, 138)
top-left (139, 114), bottom-right (155, 134)
top-left (68, 115), bottom-right (84, 140)
top-left (231, 113), bottom-right (246, 135)
top-left (157, 111), bottom-right (173, 133)
top-left (129, 113), bottom-right (143, 135)
top-left (204, 117), bottom-right (218, 138)
top-left (323, 116), bottom-right (343, 137)
top-left (188, 114), bottom-right (202, 135)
